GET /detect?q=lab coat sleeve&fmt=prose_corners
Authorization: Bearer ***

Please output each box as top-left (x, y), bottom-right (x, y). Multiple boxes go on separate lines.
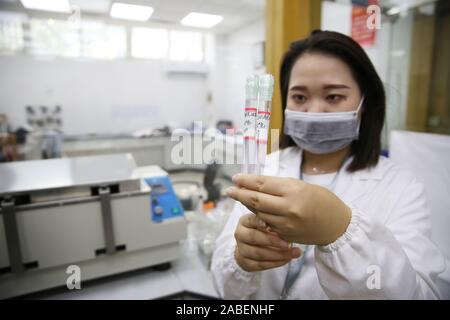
top-left (314, 175), bottom-right (445, 299)
top-left (210, 202), bottom-right (262, 299)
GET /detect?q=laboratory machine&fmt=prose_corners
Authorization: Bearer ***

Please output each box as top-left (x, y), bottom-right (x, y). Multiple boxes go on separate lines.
top-left (0, 154), bottom-right (186, 299)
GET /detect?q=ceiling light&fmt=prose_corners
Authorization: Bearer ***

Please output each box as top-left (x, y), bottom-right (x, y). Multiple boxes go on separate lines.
top-left (180, 12), bottom-right (223, 28)
top-left (387, 7), bottom-right (401, 15)
top-left (20, 0), bottom-right (71, 13)
top-left (70, 0), bottom-right (111, 14)
top-left (110, 2), bottom-right (153, 21)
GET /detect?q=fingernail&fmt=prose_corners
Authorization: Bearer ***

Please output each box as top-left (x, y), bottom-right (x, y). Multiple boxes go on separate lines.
top-left (232, 174), bottom-right (241, 183)
top-left (225, 187), bottom-right (235, 197)
top-left (278, 240), bottom-right (289, 248)
top-left (291, 248), bottom-right (301, 258)
top-left (256, 218), bottom-right (266, 228)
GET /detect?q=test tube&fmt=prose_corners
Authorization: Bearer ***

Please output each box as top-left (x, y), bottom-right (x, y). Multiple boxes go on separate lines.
top-left (242, 75), bottom-right (259, 174)
top-left (255, 74), bottom-right (274, 176)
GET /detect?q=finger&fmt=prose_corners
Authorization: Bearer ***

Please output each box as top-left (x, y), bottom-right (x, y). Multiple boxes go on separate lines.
top-left (226, 187), bottom-right (287, 215)
top-left (252, 214), bottom-right (269, 231)
top-left (242, 204), bottom-right (259, 215)
top-left (237, 242), bottom-right (301, 261)
top-left (231, 174), bottom-right (293, 196)
top-left (256, 212), bottom-right (286, 229)
top-left (238, 256), bottom-right (291, 272)
top-left (243, 214), bottom-right (275, 233)
top-left (240, 213), bottom-right (282, 237)
top-left (240, 213), bottom-right (267, 229)
top-left (241, 214), bottom-right (279, 237)
top-left (235, 223), bottom-right (290, 249)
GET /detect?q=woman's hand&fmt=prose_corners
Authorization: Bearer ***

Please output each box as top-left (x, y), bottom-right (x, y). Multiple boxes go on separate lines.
top-left (234, 213), bottom-right (301, 272)
top-left (226, 174), bottom-right (352, 246)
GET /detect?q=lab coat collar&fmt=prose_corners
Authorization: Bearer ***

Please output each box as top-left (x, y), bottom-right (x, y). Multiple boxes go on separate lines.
top-left (274, 147), bottom-right (384, 205)
top-left (277, 147), bottom-right (301, 178)
top-left (276, 146), bottom-right (384, 181)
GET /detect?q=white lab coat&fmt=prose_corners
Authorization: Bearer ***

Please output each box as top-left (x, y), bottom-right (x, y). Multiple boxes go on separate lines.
top-left (211, 146), bottom-right (446, 299)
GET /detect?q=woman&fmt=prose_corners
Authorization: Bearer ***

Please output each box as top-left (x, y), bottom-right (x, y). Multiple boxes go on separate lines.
top-left (210, 30), bottom-right (445, 299)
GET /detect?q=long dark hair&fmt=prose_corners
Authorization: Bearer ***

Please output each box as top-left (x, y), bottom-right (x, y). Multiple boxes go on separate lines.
top-left (279, 30), bottom-right (386, 172)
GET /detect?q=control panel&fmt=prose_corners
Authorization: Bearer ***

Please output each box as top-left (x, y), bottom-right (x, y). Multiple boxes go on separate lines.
top-left (144, 175), bottom-right (184, 222)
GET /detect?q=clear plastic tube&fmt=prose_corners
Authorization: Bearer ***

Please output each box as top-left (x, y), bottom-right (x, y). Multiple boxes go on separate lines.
top-left (255, 74), bottom-right (274, 176)
top-left (243, 74), bottom-right (276, 240)
top-left (243, 75), bottom-right (259, 174)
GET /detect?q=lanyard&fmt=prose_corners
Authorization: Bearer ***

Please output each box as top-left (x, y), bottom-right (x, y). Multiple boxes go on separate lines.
top-left (280, 245), bottom-right (309, 299)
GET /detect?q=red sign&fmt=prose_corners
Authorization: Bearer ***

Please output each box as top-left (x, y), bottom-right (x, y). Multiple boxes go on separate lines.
top-left (351, 0), bottom-right (379, 47)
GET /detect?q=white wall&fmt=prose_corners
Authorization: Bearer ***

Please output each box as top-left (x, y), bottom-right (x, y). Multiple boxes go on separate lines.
top-left (0, 18), bottom-right (266, 137)
top-left (322, 1), bottom-right (352, 35)
top-left (211, 19), bottom-right (265, 129)
top-left (0, 55), bottom-right (209, 135)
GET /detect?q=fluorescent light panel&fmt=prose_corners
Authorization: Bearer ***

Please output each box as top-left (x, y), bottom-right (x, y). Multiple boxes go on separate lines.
top-left (387, 7), bottom-right (401, 15)
top-left (180, 12), bottom-right (223, 28)
top-left (110, 2), bottom-right (153, 21)
top-left (20, 0), bottom-right (71, 13)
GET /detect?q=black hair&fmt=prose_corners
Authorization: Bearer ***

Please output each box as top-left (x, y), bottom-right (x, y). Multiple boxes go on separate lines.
top-left (279, 30), bottom-right (386, 172)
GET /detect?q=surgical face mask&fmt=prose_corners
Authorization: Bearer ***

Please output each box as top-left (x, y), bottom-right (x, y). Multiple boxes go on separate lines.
top-left (283, 97), bottom-right (364, 154)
